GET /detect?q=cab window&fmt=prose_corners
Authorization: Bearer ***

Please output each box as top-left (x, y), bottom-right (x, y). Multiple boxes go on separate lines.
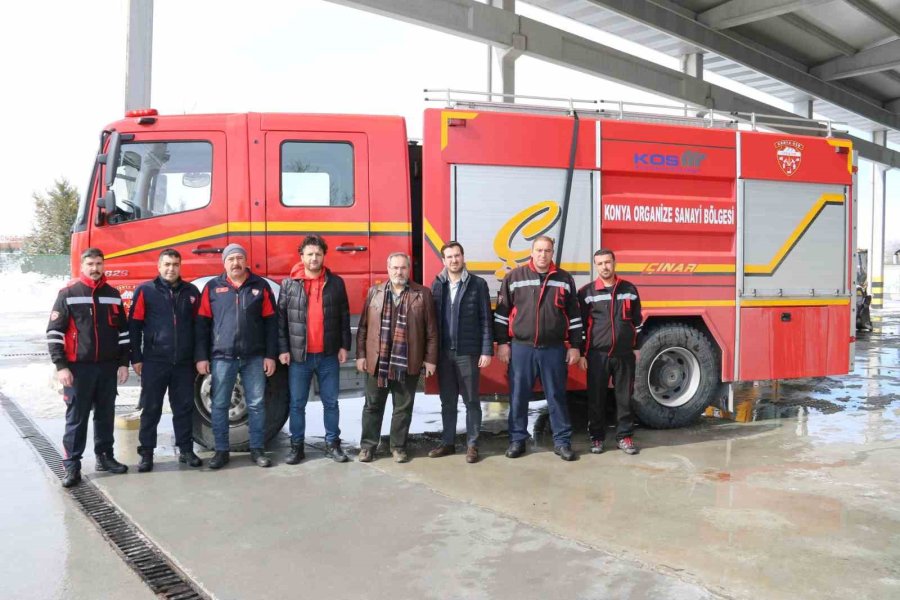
top-left (280, 141), bottom-right (354, 207)
top-left (107, 141), bottom-right (212, 225)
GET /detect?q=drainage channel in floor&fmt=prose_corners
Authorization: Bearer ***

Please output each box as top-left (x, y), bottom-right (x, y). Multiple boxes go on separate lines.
top-left (0, 393), bottom-right (209, 600)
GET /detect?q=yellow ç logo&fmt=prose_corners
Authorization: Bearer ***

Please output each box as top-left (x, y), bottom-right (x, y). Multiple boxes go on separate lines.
top-left (492, 200), bottom-right (560, 279)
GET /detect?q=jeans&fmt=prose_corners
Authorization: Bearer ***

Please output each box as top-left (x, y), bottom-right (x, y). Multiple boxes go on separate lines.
top-left (288, 353), bottom-right (341, 445)
top-left (508, 343), bottom-right (572, 446)
top-left (211, 357), bottom-right (266, 451)
top-left (437, 351), bottom-right (482, 447)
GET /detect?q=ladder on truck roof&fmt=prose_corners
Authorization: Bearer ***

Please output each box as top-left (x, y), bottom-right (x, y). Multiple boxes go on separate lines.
top-left (425, 89), bottom-right (846, 136)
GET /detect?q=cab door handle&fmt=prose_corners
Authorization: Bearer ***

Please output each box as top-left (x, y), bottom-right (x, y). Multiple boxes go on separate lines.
top-left (336, 244), bottom-right (368, 252)
top-left (192, 246), bottom-right (225, 255)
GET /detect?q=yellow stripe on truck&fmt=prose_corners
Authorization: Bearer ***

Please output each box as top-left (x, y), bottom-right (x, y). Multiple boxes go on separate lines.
top-left (104, 221), bottom-right (411, 260)
top-left (744, 193), bottom-right (845, 276)
top-left (104, 223), bottom-right (230, 259)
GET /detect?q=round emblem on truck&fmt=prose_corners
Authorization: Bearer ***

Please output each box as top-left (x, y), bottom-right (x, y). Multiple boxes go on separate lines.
top-left (775, 140), bottom-right (804, 176)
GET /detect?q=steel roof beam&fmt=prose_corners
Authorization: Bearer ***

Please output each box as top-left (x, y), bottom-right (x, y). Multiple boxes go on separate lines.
top-left (582, 0), bottom-right (900, 126)
top-left (842, 0), bottom-right (900, 38)
top-left (323, 0), bottom-right (900, 167)
top-left (697, 0), bottom-right (827, 30)
top-left (811, 40), bottom-right (900, 80)
top-left (779, 13), bottom-right (857, 57)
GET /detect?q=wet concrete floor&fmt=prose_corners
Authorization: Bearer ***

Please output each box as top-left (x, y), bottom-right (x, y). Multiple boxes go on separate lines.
top-left (2, 304), bottom-right (899, 599)
top-left (0, 412), bottom-right (154, 600)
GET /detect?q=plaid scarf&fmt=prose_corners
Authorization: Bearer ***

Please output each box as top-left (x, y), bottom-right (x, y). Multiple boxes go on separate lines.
top-left (376, 284), bottom-right (410, 388)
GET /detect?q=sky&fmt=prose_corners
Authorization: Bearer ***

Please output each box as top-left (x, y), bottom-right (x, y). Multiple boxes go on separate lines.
top-left (1, 0), bottom-right (896, 254)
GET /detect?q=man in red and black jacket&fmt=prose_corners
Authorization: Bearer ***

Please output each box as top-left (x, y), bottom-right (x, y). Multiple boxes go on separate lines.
top-left (494, 236), bottom-right (583, 461)
top-left (129, 249), bottom-right (202, 472)
top-left (577, 248), bottom-right (643, 455)
top-left (195, 243), bottom-right (278, 469)
top-left (47, 247), bottom-right (130, 488)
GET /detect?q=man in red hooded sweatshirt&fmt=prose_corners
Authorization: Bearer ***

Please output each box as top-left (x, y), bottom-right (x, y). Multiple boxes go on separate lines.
top-left (277, 235), bottom-right (352, 463)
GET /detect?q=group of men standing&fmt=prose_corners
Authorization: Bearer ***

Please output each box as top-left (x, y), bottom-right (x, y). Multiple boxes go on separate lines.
top-left (47, 234), bottom-right (642, 488)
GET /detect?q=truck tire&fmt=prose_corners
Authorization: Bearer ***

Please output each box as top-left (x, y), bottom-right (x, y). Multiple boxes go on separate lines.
top-left (633, 324), bottom-right (720, 428)
top-left (192, 364), bottom-right (289, 451)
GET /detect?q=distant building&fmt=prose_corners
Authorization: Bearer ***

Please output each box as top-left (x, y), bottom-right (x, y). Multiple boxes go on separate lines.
top-left (0, 236), bottom-right (24, 252)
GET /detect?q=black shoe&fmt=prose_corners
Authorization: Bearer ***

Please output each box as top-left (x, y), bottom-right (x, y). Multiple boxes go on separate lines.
top-left (96, 452), bottom-right (128, 474)
top-left (62, 463), bottom-right (81, 488)
top-left (554, 445), bottom-right (577, 461)
top-left (325, 440), bottom-right (349, 463)
top-left (137, 448), bottom-right (154, 473)
top-left (285, 443), bottom-right (305, 465)
top-left (505, 441), bottom-right (526, 459)
top-left (209, 451), bottom-right (230, 469)
top-left (178, 450), bottom-right (203, 467)
top-left (250, 448), bottom-right (271, 468)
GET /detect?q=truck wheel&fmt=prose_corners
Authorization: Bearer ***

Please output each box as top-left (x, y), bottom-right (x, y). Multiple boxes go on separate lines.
top-left (192, 364), bottom-right (289, 451)
top-left (633, 324), bottom-right (721, 428)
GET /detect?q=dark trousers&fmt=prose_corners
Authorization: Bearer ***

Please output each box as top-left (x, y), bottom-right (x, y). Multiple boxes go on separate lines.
top-left (437, 351), bottom-right (481, 447)
top-left (508, 343), bottom-right (572, 446)
top-left (62, 362), bottom-right (118, 468)
top-left (360, 374), bottom-right (420, 451)
top-left (587, 351), bottom-right (636, 440)
top-left (138, 361), bottom-right (196, 452)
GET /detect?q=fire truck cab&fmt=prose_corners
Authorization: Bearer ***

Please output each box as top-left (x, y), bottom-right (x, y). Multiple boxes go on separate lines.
top-left (72, 97), bottom-right (856, 450)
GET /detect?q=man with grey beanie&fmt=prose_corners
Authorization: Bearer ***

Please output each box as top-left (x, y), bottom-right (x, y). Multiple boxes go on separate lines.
top-left (195, 243), bottom-right (278, 468)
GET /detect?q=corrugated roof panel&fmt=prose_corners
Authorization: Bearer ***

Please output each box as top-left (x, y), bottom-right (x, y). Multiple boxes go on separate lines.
top-left (524, 0), bottom-right (899, 146)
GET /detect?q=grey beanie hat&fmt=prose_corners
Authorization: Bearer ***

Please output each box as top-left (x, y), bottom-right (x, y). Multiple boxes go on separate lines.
top-left (222, 243), bottom-right (247, 263)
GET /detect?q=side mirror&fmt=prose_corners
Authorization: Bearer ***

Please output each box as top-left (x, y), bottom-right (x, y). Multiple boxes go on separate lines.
top-left (183, 172), bottom-right (211, 188)
top-left (95, 189), bottom-right (116, 226)
top-left (101, 131), bottom-right (123, 188)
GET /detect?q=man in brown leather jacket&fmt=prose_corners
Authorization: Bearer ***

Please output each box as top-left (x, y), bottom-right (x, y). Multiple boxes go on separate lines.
top-left (356, 252), bottom-right (438, 463)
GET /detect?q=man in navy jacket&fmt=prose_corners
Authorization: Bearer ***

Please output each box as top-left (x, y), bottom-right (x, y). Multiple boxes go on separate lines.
top-left (195, 244), bottom-right (278, 469)
top-left (428, 242), bottom-right (493, 463)
top-left (129, 249), bottom-right (202, 472)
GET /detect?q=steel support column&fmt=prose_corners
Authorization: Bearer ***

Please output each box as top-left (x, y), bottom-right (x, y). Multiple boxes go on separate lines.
top-left (681, 52), bottom-right (703, 78)
top-left (793, 99), bottom-right (814, 119)
top-left (125, 0), bottom-right (154, 112)
top-left (489, 0), bottom-right (520, 102)
top-left (871, 130), bottom-right (888, 308)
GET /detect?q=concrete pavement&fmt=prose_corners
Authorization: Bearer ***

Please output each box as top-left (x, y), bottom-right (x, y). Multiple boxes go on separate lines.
top-left (1, 306), bottom-right (898, 599)
top-left (0, 412), bottom-right (155, 600)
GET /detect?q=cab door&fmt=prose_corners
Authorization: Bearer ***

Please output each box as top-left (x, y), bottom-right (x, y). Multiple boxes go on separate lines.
top-left (264, 131), bottom-right (370, 306)
top-left (91, 131), bottom-right (228, 288)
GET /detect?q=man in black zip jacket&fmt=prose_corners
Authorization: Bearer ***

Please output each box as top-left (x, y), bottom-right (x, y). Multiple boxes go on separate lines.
top-left (129, 249), bottom-right (202, 472)
top-left (277, 235), bottom-right (352, 464)
top-left (428, 241), bottom-right (493, 464)
top-left (47, 247), bottom-right (130, 487)
top-left (577, 248), bottom-right (643, 455)
top-left (195, 243), bottom-right (278, 469)
top-left (494, 236), bottom-right (583, 461)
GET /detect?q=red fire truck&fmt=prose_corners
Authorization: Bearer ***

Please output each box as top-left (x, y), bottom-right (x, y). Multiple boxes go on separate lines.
top-left (71, 93), bottom-right (856, 450)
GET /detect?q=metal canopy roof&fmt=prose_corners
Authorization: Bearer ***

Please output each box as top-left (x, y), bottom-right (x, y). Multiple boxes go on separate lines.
top-left (528, 0), bottom-right (900, 147)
